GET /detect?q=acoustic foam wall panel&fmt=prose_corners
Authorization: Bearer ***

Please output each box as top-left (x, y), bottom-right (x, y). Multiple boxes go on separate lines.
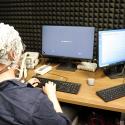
top-left (0, 0), bottom-right (125, 61)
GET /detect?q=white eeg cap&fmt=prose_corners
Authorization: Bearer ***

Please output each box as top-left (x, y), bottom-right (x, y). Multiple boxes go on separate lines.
top-left (0, 23), bottom-right (25, 65)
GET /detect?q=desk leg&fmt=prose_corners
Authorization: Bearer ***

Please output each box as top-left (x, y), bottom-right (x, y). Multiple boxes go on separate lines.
top-left (120, 113), bottom-right (125, 125)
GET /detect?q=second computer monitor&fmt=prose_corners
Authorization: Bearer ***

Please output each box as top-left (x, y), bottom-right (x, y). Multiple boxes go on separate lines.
top-left (98, 29), bottom-right (125, 67)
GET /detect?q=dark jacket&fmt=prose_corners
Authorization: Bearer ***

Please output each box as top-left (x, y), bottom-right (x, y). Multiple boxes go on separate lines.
top-left (0, 80), bottom-right (70, 125)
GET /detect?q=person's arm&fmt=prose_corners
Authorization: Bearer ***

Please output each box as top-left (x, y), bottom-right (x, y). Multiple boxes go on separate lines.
top-left (28, 79), bottom-right (63, 113)
top-left (43, 81), bottom-right (63, 113)
top-left (22, 78), bottom-right (70, 125)
top-left (31, 91), bottom-right (70, 125)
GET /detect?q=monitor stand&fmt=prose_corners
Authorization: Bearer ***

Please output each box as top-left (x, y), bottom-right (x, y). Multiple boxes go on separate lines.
top-left (103, 65), bottom-right (125, 79)
top-left (56, 62), bottom-right (77, 72)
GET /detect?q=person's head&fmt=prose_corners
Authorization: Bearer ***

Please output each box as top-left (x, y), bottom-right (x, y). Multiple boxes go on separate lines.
top-left (0, 23), bottom-right (25, 68)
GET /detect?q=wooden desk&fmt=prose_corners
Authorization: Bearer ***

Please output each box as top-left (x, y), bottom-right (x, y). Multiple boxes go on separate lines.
top-left (27, 65), bottom-right (125, 113)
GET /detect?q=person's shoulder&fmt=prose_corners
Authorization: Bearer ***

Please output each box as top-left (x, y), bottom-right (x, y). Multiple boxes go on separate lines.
top-left (2, 79), bottom-right (45, 99)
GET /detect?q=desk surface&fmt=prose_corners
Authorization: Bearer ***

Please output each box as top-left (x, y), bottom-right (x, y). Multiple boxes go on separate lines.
top-left (27, 64), bottom-right (125, 113)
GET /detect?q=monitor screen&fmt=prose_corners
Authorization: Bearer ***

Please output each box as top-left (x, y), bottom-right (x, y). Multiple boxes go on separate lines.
top-left (42, 25), bottom-right (95, 60)
top-left (98, 29), bottom-right (125, 67)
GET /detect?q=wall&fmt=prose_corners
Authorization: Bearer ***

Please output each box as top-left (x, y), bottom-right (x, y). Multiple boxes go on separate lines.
top-left (0, 0), bottom-right (125, 60)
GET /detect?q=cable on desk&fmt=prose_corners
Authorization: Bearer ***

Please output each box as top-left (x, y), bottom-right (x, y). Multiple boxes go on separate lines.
top-left (38, 53), bottom-right (49, 65)
top-left (122, 64), bottom-right (125, 83)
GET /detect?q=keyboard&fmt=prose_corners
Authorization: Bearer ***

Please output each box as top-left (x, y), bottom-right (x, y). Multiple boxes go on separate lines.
top-left (34, 77), bottom-right (81, 94)
top-left (96, 84), bottom-right (125, 102)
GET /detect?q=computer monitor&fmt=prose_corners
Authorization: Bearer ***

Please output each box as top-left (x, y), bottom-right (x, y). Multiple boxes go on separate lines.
top-left (98, 29), bottom-right (125, 78)
top-left (42, 25), bottom-right (95, 71)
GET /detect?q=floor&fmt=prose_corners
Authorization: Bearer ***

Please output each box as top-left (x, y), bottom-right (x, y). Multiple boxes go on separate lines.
top-left (77, 106), bottom-right (121, 125)
top-left (61, 102), bottom-right (121, 125)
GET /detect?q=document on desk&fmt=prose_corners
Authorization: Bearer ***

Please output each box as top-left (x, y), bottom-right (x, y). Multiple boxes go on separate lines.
top-left (35, 65), bottom-right (52, 75)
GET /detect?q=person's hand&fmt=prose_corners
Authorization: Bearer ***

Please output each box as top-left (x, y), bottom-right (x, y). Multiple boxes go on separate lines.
top-left (43, 82), bottom-right (62, 113)
top-left (43, 81), bottom-right (56, 98)
top-left (27, 78), bottom-right (40, 87)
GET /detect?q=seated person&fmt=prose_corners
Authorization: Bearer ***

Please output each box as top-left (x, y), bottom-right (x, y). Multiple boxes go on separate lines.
top-left (0, 23), bottom-right (70, 125)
